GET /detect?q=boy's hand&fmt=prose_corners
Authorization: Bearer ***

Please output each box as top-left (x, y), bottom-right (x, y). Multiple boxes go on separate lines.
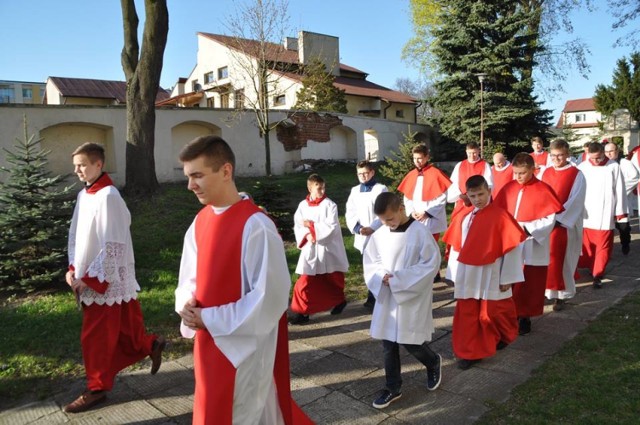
top-left (306, 233), bottom-right (316, 243)
top-left (460, 194), bottom-right (471, 207)
top-left (179, 298), bottom-right (205, 331)
top-left (499, 284), bottom-right (512, 292)
top-left (382, 273), bottom-right (393, 286)
top-left (360, 227), bottom-right (374, 236)
top-left (303, 220), bottom-right (313, 228)
top-left (411, 211), bottom-right (427, 222)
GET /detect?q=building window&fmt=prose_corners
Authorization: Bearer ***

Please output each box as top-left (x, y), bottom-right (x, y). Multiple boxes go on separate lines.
top-left (218, 66), bottom-right (229, 80)
top-left (221, 93), bottom-right (230, 108)
top-left (0, 86), bottom-right (15, 103)
top-left (22, 88), bottom-right (33, 99)
top-left (234, 89), bottom-right (245, 109)
top-left (575, 113), bottom-right (586, 122)
top-left (204, 72), bottom-right (215, 84)
top-left (273, 94), bottom-right (286, 106)
top-left (206, 97), bottom-right (215, 108)
top-left (395, 109), bottom-right (404, 118)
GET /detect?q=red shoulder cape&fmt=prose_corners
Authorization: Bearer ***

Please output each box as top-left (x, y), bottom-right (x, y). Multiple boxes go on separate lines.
top-left (493, 177), bottom-right (564, 222)
top-left (397, 166), bottom-right (452, 201)
top-left (442, 202), bottom-right (526, 265)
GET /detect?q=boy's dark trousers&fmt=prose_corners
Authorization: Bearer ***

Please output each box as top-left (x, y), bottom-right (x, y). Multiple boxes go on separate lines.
top-left (382, 339), bottom-right (438, 393)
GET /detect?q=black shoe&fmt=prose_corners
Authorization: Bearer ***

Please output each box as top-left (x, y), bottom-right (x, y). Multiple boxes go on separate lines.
top-left (433, 273), bottom-right (442, 283)
top-left (427, 354), bottom-right (442, 391)
top-left (553, 299), bottom-right (566, 312)
top-left (457, 358), bottom-right (481, 370)
top-left (622, 244), bottom-right (630, 255)
top-left (372, 389), bottom-right (402, 409)
top-left (288, 313), bottom-right (309, 325)
top-left (593, 278), bottom-right (602, 289)
top-left (363, 299), bottom-right (375, 312)
top-left (150, 336), bottom-right (166, 375)
top-left (330, 301), bottom-right (347, 315)
top-left (496, 341), bottom-right (508, 351)
top-left (518, 317), bottom-right (531, 335)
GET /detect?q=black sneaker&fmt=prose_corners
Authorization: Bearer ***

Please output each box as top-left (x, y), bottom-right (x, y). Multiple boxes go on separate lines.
top-left (427, 354), bottom-right (442, 391)
top-left (457, 358), bottom-right (481, 370)
top-left (553, 299), bottom-right (566, 311)
top-left (372, 389), bottom-right (402, 409)
top-left (518, 317), bottom-right (531, 335)
top-left (593, 278), bottom-right (602, 289)
top-left (496, 341), bottom-right (508, 351)
top-left (330, 301), bottom-right (347, 315)
top-left (288, 313), bottom-right (309, 325)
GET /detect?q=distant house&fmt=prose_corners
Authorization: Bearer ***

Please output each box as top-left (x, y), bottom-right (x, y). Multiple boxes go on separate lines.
top-left (44, 76), bottom-right (170, 105)
top-left (158, 30), bottom-right (419, 123)
top-left (555, 97), bottom-right (638, 152)
top-left (0, 80), bottom-right (46, 104)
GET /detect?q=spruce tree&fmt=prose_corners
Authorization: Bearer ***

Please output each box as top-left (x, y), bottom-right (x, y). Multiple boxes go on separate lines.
top-left (430, 0), bottom-right (551, 158)
top-left (379, 132), bottom-right (423, 190)
top-left (0, 116), bottom-right (75, 292)
top-left (294, 60), bottom-right (348, 113)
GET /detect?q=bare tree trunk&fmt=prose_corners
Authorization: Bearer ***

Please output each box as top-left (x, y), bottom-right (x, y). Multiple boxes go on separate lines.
top-left (120, 0), bottom-right (168, 196)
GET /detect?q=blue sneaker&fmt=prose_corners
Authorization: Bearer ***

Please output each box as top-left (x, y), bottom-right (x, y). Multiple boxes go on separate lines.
top-left (372, 389), bottom-right (402, 409)
top-left (427, 354), bottom-right (442, 391)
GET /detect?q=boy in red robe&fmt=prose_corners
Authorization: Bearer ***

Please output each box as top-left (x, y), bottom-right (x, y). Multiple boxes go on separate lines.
top-left (447, 142), bottom-right (493, 217)
top-left (176, 136), bottom-right (312, 424)
top-left (493, 153), bottom-right (564, 335)
top-left (443, 175), bottom-right (526, 369)
top-left (491, 152), bottom-right (513, 196)
top-left (530, 136), bottom-right (550, 175)
top-left (64, 143), bottom-right (165, 413)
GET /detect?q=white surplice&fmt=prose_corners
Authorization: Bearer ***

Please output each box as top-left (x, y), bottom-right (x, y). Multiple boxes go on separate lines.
top-left (403, 178), bottom-right (448, 234)
top-left (293, 198), bottom-right (349, 275)
top-left (512, 188), bottom-right (556, 266)
top-left (619, 158), bottom-right (639, 215)
top-left (363, 220), bottom-right (440, 344)
top-left (69, 184), bottom-right (139, 305)
top-left (175, 209), bottom-right (290, 425)
top-left (578, 159), bottom-right (628, 230)
top-left (345, 183), bottom-right (388, 252)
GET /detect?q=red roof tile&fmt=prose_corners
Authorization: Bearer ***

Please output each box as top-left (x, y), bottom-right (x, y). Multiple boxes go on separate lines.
top-left (48, 77), bottom-right (170, 103)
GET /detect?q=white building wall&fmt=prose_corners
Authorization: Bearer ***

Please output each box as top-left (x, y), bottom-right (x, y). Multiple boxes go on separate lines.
top-left (0, 105), bottom-right (431, 186)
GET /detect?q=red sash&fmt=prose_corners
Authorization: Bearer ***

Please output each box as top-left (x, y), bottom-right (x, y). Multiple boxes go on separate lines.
top-left (541, 166), bottom-right (579, 203)
top-left (493, 177), bottom-right (564, 222)
top-left (397, 166), bottom-right (452, 201)
top-left (442, 203), bottom-right (526, 265)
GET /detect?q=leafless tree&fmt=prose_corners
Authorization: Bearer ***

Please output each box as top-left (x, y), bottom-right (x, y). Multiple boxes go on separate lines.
top-left (224, 0), bottom-right (296, 176)
top-left (120, 0), bottom-right (168, 196)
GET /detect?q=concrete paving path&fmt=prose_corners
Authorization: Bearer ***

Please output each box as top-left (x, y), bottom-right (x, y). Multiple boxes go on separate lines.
top-left (2, 223), bottom-right (639, 424)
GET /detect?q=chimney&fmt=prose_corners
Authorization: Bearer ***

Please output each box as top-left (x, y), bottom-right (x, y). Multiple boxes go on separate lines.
top-left (298, 31), bottom-right (340, 76)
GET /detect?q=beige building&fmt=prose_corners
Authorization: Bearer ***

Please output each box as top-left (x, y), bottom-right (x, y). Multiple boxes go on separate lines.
top-left (0, 80), bottom-right (46, 104)
top-left (158, 30), bottom-right (419, 124)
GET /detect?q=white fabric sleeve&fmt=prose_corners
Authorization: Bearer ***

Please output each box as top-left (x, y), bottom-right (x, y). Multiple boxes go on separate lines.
top-left (447, 163), bottom-right (462, 203)
top-left (363, 235), bottom-right (389, 305)
top-left (176, 221), bottom-right (198, 339)
top-left (425, 192), bottom-right (447, 218)
top-left (199, 214), bottom-right (290, 368)
top-left (311, 201), bottom-right (341, 243)
top-left (522, 213), bottom-right (555, 243)
top-left (483, 163), bottom-right (494, 188)
top-left (614, 164), bottom-right (629, 219)
top-left (499, 244), bottom-right (525, 285)
top-left (67, 195), bottom-right (81, 266)
top-left (293, 203), bottom-right (310, 245)
top-left (345, 188), bottom-right (360, 234)
top-left (404, 195), bottom-right (415, 215)
top-left (388, 233), bottom-right (440, 305)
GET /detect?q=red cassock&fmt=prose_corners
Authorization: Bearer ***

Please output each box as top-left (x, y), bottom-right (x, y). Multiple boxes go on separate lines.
top-left (494, 178), bottom-right (564, 317)
top-left (541, 166), bottom-right (580, 291)
top-left (443, 203), bottom-right (527, 359)
top-left (193, 201), bottom-right (311, 425)
top-left (397, 166), bottom-right (452, 201)
top-left (491, 164), bottom-right (513, 197)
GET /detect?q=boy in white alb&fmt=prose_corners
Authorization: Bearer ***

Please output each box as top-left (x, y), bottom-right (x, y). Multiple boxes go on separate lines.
top-left (363, 192), bottom-right (442, 409)
top-left (346, 160), bottom-right (388, 309)
top-left (289, 174), bottom-right (350, 324)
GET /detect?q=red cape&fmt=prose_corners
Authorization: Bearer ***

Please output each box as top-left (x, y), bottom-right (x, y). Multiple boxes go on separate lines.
top-left (397, 166), bottom-right (452, 201)
top-left (442, 202), bottom-right (526, 265)
top-left (493, 177), bottom-right (564, 222)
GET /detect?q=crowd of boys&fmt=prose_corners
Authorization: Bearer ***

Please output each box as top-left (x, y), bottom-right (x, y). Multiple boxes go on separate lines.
top-left (63, 135), bottom-right (636, 421)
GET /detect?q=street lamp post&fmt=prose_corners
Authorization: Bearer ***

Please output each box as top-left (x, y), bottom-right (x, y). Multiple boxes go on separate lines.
top-left (475, 73), bottom-right (488, 157)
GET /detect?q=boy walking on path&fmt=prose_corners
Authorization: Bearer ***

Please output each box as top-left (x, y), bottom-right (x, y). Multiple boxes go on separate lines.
top-left (289, 174), bottom-right (349, 325)
top-left (493, 153), bottom-right (564, 335)
top-left (64, 142), bottom-right (165, 413)
top-left (363, 192), bottom-right (442, 409)
top-left (443, 176), bottom-right (526, 370)
top-left (346, 160), bottom-right (388, 309)
top-left (539, 139), bottom-right (587, 309)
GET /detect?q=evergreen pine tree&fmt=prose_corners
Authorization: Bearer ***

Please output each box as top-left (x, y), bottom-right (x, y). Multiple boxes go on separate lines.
top-left (0, 116), bottom-right (75, 292)
top-left (379, 132), bottom-right (422, 190)
top-left (294, 60), bottom-right (348, 113)
top-left (430, 0), bottom-right (551, 158)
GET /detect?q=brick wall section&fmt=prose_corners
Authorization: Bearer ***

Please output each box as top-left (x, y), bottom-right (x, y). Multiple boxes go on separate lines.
top-left (276, 112), bottom-right (343, 151)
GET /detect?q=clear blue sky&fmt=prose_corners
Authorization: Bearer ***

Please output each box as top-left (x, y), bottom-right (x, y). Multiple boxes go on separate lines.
top-left (0, 0), bottom-right (635, 123)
